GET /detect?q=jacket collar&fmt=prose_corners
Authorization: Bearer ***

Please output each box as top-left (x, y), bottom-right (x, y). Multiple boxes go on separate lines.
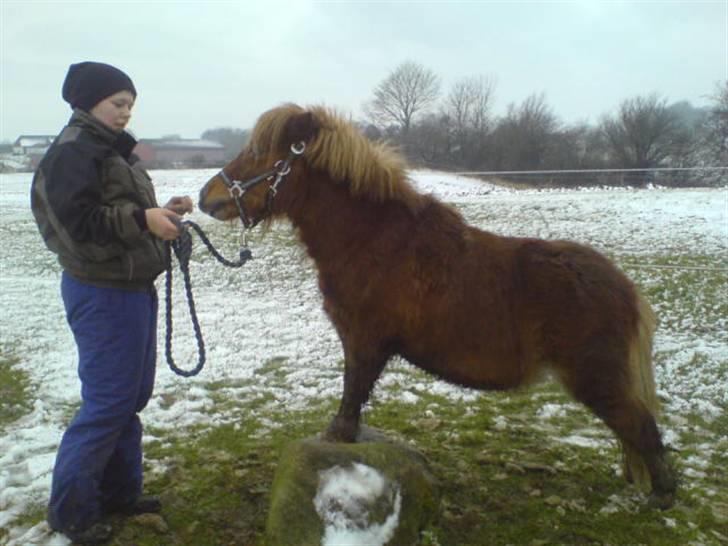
top-left (69, 108), bottom-right (138, 161)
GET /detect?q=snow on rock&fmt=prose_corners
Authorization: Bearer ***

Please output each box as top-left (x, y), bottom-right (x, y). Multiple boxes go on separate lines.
top-left (314, 463), bottom-right (402, 546)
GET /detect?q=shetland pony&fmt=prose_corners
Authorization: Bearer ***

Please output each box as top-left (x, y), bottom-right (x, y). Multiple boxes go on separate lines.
top-left (198, 104), bottom-right (676, 508)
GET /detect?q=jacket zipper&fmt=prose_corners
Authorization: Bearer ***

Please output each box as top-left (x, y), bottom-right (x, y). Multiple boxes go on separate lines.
top-left (127, 253), bottom-right (135, 280)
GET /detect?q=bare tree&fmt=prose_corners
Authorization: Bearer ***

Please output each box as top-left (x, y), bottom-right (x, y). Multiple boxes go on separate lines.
top-left (490, 92), bottom-right (560, 171)
top-left (364, 61), bottom-right (441, 136)
top-left (688, 81), bottom-right (728, 186)
top-left (601, 94), bottom-right (679, 169)
top-left (702, 82), bottom-right (728, 166)
top-left (407, 112), bottom-right (452, 166)
top-left (443, 75), bottom-right (495, 167)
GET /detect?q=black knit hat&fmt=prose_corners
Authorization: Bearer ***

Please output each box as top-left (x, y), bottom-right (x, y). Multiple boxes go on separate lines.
top-left (62, 62), bottom-right (137, 111)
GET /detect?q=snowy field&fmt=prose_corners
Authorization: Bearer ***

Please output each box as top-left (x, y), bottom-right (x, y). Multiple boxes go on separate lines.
top-left (0, 169), bottom-right (726, 544)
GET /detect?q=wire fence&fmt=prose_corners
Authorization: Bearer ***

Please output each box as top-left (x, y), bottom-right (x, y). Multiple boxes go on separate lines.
top-left (442, 166), bottom-right (728, 274)
top-left (621, 262), bottom-right (728, 273)
top-left (447, 166), bottom-right (728, 188)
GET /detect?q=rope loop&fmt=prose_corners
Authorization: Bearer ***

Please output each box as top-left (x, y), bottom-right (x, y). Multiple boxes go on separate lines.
top-left (164, 220), bottom-right (251, 377)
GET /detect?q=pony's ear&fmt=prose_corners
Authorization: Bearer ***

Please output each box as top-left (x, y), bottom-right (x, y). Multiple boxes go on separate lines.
top-left (286, 112), bottom-right (320, 144)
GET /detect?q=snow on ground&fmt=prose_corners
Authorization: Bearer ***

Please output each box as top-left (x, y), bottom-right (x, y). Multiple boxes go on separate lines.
top-left (0, 169), bottom-right (726, 544)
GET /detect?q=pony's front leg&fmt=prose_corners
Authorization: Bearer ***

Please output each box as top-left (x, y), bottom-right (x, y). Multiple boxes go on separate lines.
top-left (325, 347), bottom-right (387, 443)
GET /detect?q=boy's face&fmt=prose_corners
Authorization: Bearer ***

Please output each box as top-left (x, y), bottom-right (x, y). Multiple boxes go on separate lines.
top-left (90, 90), bottom-right (135, 132)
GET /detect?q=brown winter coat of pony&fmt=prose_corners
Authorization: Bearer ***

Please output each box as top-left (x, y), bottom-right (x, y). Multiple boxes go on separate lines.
top-left (199, 103), bottom-right (676, 508)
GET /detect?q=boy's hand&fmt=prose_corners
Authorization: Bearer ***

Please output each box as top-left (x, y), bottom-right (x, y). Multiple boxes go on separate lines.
top-left (164, 196), bottom-right (194, 215)
top-left (146, 208), bottom-right (181, 240)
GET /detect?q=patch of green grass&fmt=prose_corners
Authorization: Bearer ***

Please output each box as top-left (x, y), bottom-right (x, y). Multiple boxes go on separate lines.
top-left (366, 387), bottom-right (723, 546)
top-left (626, 253), bottom-right (727, 337)
top-left (253, 357), bottom-right (291, 382)
top-left (7, 379), bottom-right (727, 545)
top-left (111, 402), bottom-right (341, 546)
top-left (0, 501), bottom-right (47, 544)
top-left (0, 352), bottom-right (33, 429)
top-left (19, 381), bottom-right (719, 545)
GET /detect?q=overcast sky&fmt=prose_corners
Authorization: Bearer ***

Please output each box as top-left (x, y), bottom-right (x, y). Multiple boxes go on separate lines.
top-left (1, 1), bottom-right (726, 142)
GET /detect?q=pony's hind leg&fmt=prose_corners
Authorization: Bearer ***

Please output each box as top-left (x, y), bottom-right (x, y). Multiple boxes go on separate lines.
top-left (325, 345), bottom-right (388, 443)
top-left (595, 395), bottom-right (675, 508)
top-left (559, 361), bottom-right (676, 509)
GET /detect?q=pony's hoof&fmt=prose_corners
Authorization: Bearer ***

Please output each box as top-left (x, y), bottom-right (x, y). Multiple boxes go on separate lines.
top-left (322, 423), bottom-right (357, 443)
top-left (648, 492), bottom-right (675, 510)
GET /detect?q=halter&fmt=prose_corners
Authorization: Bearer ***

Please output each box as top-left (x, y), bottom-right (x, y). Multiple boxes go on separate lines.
top-left (217, 141), bottom-right (306, 228)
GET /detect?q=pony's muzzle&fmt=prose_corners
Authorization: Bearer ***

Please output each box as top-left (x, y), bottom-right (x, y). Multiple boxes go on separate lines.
top-left (198, 184), bottom-right (230, 219)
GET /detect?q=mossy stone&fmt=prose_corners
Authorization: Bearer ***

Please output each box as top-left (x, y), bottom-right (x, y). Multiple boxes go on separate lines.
top-left (265, 426), bottom-right (439, 546)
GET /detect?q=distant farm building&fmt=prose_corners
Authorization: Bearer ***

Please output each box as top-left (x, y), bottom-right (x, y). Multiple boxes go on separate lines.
top-left (3, 135), bottom-right (227, 172)
top-left (134, 138), bottom-right (226, 168)
top-left (6, 135), bottom-right (56, 170)
top-left (13, 135), bottom-right (55, 166)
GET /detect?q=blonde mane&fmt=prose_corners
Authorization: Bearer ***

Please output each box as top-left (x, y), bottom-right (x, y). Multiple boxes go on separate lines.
top-left (248, 104), bottom-right (424, 208)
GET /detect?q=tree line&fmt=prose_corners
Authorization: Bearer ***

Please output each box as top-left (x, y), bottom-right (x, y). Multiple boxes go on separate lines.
top-left (360, 61), bottom-right (727, 187)
top-left (201, 61), bottom-right (727, 187)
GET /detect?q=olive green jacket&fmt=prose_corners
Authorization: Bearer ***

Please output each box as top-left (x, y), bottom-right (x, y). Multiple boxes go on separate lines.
top-left (31, 109), bottom-right (167, 289)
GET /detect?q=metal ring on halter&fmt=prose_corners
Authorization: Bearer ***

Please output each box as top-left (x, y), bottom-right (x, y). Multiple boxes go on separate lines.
top-left (229, 182), bottom-right (245, 198)
top-left (274, 160), bottom-right (291, 177)
top-left (291, 141), bottom-right (305, 155)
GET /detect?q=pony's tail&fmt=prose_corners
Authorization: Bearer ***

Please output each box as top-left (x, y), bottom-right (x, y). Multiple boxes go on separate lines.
top-left (622, 292), bottom-right (659, 489)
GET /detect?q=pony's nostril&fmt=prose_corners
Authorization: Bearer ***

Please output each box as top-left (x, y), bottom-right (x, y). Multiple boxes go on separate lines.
top-left (200, 199), bottom-right (229, 216)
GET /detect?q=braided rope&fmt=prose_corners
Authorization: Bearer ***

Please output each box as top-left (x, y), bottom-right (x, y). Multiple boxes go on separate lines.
top-left (165, 220), bottom-right (252, 377)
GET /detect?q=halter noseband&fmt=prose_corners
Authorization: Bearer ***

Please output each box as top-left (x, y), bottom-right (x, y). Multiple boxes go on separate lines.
top-left (218, 141), bottom-right (305, 228)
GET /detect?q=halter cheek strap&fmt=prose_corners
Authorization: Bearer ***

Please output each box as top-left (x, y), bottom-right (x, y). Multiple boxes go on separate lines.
top-left (218, 169), bottom-right (271, 228)
top-left (218, 141), bottom-right (305, 228)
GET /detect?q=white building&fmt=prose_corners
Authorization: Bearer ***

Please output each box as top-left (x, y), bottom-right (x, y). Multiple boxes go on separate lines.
top-left (13, 135), bottom-right (55, 158)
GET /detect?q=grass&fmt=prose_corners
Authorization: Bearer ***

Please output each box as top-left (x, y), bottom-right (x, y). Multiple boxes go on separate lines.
top-left (107, 240), bottom-right (728, 544)
top-left (626, 253), bottom-right (727, 337)
top-left (0, 350), bottom-right (35, 545)
top-left (0, 351), bottom-right (33, 430)
top-left (57, 377), bottom-right (724, 546)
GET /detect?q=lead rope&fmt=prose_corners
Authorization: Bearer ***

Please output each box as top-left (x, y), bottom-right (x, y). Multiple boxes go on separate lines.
top-left (164, 220), bottom-right (252, 377)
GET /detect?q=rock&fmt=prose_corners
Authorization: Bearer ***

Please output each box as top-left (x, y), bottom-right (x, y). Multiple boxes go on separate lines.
top-left (475, 452), bottom-right (499, 465)
top-left (544, 495), bottom-right (562, 506)
top-left (158, 393), bottom-right (177, 409)
top-left (132, 513), bottom-right (169, 534)
top-left (265, 425), bottom-right (439, 546)
top-left (442, 509), bottom-right (460, 521)
top-left (520, 462), bottom-right (558, 475)
top-left (210, 450), bottom-right (235, 464)
top-left (419, 418), bottom-right (442, 430)
top-left (504, 462), bottom-right (526, 474)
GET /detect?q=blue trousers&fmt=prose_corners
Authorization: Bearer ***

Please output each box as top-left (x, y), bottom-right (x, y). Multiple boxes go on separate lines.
top-left (48, 272), bottom-right (157, 533)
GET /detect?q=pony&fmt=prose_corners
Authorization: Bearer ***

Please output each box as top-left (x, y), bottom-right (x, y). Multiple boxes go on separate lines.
top-left (198, 103), bottom-right (676, 508)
